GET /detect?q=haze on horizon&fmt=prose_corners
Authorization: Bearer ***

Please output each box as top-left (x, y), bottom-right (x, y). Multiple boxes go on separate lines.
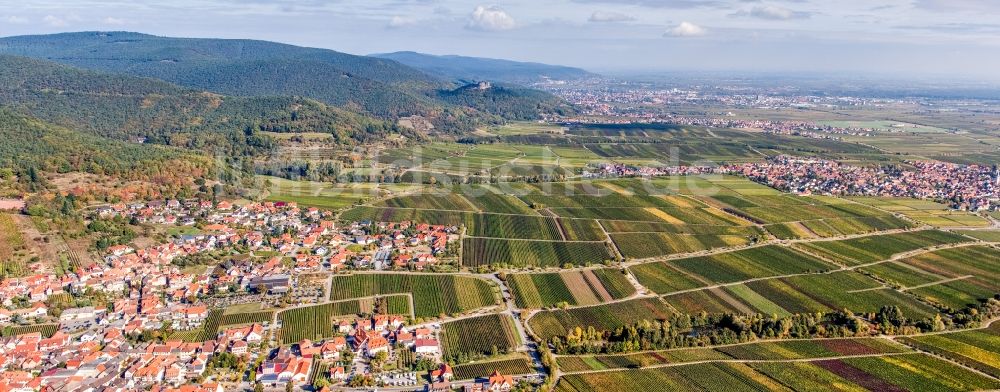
top-left (1, 0), bottom-right (999, 82)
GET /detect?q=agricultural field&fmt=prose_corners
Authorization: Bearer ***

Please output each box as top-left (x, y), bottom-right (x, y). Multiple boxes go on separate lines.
top-left (219, 311), bottom-right (274, 327)
top-left (506, 268), bottom-right (636, 308)
top-left (465, 214), bottom-right (564, 240)
top-left (662, 271), bottom-right (938, 319)
top-left (849, 197), bottom-right (991, 228)
top-left (440, 314), bottom-right (521, 362)
top-left (888, 246), bottom-right (1000, 310)
top-left (557, 338), bottom-right (910, 372)
top-left (462, 238), bottom-right (614, 268)
top-left (764, 215), bottom-right (914, 240)
top-left (956, 229), bottom-right (1000, 242)
top-left (794, 230), bottom-right (971, 266)
top-left (528, 297), bottom-right (674, 341)
top-left (710, 194), bottom-right (883, 221)
top-left (612, 232), bottom-right (752, 259)
top-left (558, 218), bottom-right (607, 241)
top-left (0, 324), bottom-right (58, 338)
top-left (328, 273), bottom-right (497, 319)
top-left (460, 185), bottom-right (538, 214)
top-left (452, 357), bottom-right (536, 380)
top-left (555, 353), bottom-right (1000, 392)
top-left (629, 245), bottom-right (834, 294)
top-left (897, 321), bottom-right (1000, 378)
top-left (0, 213), bottom-right (29, 278)
top-left (262, 176), bottom-right (401, 210)
top-left (339, 206), bottom-right (471, 226)
top-left (277, 300), bottom-right (377, 344)
top-left (375, 192), bottom-right (476, 211)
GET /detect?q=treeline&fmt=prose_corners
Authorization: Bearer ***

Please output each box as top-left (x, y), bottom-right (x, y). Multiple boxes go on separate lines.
top-left (548, 299), bottom-right (1000, 355)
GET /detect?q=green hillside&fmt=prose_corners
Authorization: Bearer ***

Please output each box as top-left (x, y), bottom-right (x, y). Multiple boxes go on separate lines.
top-left (0, 55), bottom-right (412, 153)
top-left (0, 32), bottom-right (571, 127)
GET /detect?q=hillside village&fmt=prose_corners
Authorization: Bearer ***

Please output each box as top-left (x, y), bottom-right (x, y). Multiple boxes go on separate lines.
top-left (0, 200), bottom-right (527, 391)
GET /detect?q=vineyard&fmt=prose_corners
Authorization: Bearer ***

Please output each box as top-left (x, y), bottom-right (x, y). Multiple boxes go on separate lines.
top-left (194, 310), bottom-right (224, 342)
top-left (376, 193), bottom-right (476, 211)
top-left (0, 323), bottom-right (58, 338)
top-left (452, 358), bottom-right (536, 380)
top-left (765, 215), bottom-right (913, 240)
top-left (887, 246), bottom-right (1000, 311)
top-left (0, 213), bottom-right (28, 278)
top-left (557, 218), bottom-right (607, 241)
top-left (794, 229), bottom-right (970, 266)
top-left (328, 273), bottom-right (497, 319)
top-left (462, 238), bottom-right (614, 268)
top-left (507, 269), bottom-right (635, 308)
top-left (462, 188), bottom-right (538, 215)
top-left (339, 206), bottom-right (470, 226)
top-left (555, 353), bottom-right (1000, 392)
top-left (219, 311), bottom-right (274, 327)
top-left (611, 232), bottom-right (750, 259)
top-left (557, 338), bottom-right (910, 372)
top-left (279, 302), bottom-right (347, 344)
top-left (628, 246), bottom-right (833, 294)
top-left (663, 271), bottom-right (939, 319)
top-left (384, 294), bottom-right (412, 316)
top-left (897, 321), bottom-right (1000, 378)
top-left (440, 314), bottom-right (521, 363)
top-left (465, 214), bottom-right (563, 240)
top-left (528, 298), bottom-right (674, 341)
top-left (601, 220), bottom-right (761, 236)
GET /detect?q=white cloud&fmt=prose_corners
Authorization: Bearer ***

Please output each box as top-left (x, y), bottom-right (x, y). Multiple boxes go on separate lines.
top-left (4, 15), bottom-right (29, 24)
top-left (588, 11), bottom-right (636, 23)
top-left (750, 5), bottom-right (807, 20)
top-left (387, 16), bottom-right (418, 28)
top-left (665, 21), bottom-right (705, 37)
top-left (466, 5), bottom-right (515, 31)
top-left (42, 15), bottom-right (67, 27)
top-left (103, 17), bottom-right (127, 25)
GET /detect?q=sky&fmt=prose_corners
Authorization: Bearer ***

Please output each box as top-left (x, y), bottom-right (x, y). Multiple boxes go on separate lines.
top-left (1, 0), bottom-right (999, 80)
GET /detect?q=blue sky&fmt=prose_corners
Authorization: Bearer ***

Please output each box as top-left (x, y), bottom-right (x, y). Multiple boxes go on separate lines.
top-left (2, 0), bottom-right (999, 80)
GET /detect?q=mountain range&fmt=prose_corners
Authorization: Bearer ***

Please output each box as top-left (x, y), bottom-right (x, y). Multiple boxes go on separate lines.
top-left (0, 31), bottom-right (589, 185)
top-left (372, 51), bottom-right (596, 85)
top-left (0, 32), bottom-right (578, 130)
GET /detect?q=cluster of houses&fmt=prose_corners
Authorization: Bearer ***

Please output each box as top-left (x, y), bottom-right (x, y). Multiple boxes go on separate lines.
top-left (735, 156), bottom-right (999, 211)
top-left (0, 199), bottom-right (467, 390)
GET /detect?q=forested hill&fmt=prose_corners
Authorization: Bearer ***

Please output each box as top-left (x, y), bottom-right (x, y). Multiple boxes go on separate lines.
top-left (0, 108), bottom-right (212, 185)
top-left (0, 55), bottom-right (415, 154)
top-left (0, 32), bottom-right (572, 127)
top-left (372, 51), bottom-right (596, 85)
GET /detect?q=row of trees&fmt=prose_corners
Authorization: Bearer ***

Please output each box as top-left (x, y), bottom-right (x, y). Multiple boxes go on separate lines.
top-left (549, 299), bottom-right (1000, 355)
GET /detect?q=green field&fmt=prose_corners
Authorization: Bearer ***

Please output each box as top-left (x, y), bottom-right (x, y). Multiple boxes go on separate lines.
top-left (555, 353), bottom-right (1000, 392)
top-left (507, 268), bottom-right (636, 308)
top-left (629, 245), bottom-right (834, 294)
top-left (278, 299), bottom-right (380, 344)
top-left (440, 314), bottom-right (522, 363)
top-left (462, 237), bottom-right (615, 268)
top-left (661, 270), bottom-right (939, 319)
top-left (328, 273), bottom-right (498, 319)
top-left (898, 322), bottom-right (1000, 378)
top-left (557, 337), bottom-right (910, 372)
top-left (794, 230), bottom-right (971, 266)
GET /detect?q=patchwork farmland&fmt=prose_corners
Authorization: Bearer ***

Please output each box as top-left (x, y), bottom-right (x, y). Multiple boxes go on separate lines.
top-left (506, 268), bottom-right (636, 308)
